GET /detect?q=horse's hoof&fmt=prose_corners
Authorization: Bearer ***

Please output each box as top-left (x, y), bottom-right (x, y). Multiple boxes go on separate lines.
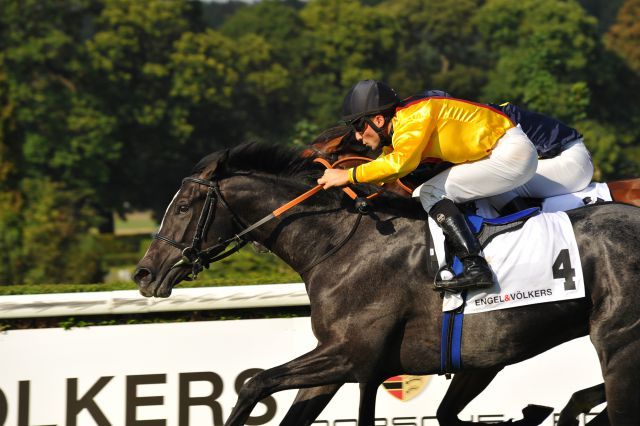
top-left (518, 404), bottom-right (554, 425)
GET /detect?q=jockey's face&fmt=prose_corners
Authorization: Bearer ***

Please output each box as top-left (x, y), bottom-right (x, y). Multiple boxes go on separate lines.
top-left (354, 114), bottom-right (386, 151)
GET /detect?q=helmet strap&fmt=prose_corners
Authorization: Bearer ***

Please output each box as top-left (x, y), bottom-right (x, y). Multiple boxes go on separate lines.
top-left (366, 117), bottom-right (392, 147)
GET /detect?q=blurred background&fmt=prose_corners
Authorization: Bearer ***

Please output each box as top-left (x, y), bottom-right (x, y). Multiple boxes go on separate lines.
top-left (1, 0), bottom-right (639, 290)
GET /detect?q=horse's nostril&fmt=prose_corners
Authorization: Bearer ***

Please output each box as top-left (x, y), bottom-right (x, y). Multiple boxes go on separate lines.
top-left (132, 267), bottom-right (153, 286)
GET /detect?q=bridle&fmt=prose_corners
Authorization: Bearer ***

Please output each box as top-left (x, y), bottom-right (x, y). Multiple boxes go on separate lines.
top-left (153, 177), bottom-right (250, 279)
top-left (153, 157), bottom-right (383, 279)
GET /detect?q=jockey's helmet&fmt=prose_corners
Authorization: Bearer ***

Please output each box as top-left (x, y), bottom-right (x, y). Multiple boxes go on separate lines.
top-left (341, 80), bottom-right (399, 123)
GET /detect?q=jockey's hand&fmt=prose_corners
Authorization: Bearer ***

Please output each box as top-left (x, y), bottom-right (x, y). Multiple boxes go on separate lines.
top-left (318, 169), bottom-right (350, 189)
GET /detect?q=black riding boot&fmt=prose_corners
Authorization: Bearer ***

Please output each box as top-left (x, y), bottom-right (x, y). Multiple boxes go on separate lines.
top-left (498, 196), bottom-right (534, 216)
top-left (429, 199), bottom-right (495, 291)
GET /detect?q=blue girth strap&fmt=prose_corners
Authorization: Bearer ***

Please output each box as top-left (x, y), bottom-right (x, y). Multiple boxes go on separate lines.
top-left (440, 255), bottom-right (467, 376)
top-left (440, 304), bottom-right (464, 375)
top-left (438, 207), bottom-right (540, 376)
top-left (438, 213), bottom-right (478, 376)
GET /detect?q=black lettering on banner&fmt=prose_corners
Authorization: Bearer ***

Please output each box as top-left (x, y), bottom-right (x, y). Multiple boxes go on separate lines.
top-left (235, 369), bottom-right (277, 425)
top-left (552, 249), bottom-right (576, 290)
top-left (392, 417), bottom-right (417, 425)
top-left (126, 374), bottom-right (166, 426)
top-left (374, 419), bottom-right (388, 426)
top-left (420, 417), bottom-right (439, 425)
top-left (18, 381), bottom-right (55, 426)
top-left (178, 372), bottom-right (223, 426)
top-left (67, 377), bottom-right (113, 426)
top-left (0, 387), bottom-right (6, 426)
top-left (334, 420), bottom-right (357, 425)
top-left (310, 421), bottom-right (329, 426)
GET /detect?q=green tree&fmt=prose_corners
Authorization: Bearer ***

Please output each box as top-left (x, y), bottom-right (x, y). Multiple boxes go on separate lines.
top-left (221, 0), bottom-right (304, 63)
top-left (297, 0), bottom-right (399, 126)
top-left (578, 0), bottom-right (625, 33)
top-left (0, 190), bottom-right (23, 284)
top-left (586, 0), bottom-right (640, 179)
top-left (221, 0), bottom-right (303, 129)
top-left (605, 0), bottom-right (640, 73)
top-left (384, 0), bottom-right (486, 99)
top-left (19, 179), bottom-right (103, 284)
top-left (0, 0), bottom-right (109, 283)
top-left (0, 58), bottom-right (19, 189)
top-left (0, 0), bottom-right (115, 191)
top-left (475, 0), bottom-right (598, 122)
top-left (84, 0), bottom-right (212, 220)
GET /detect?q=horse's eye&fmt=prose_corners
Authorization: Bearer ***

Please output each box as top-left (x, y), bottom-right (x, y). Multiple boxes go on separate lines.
top-left (177, 205), bottom-right (190, 214)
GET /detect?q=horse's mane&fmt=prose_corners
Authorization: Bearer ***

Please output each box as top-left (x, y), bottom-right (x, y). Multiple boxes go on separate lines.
top-left (311, 125), bottom-right (351, 145)
top-left (192, 142), bottom-right (318, 181)
top-left (193, 142), bottom-right (424, 218)
top-left (311, 125), bottom-right (371, 156)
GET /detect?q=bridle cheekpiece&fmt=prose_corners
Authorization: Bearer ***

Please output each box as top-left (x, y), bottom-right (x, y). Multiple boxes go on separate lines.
top-left (153, 177), bottom-right (247, 279)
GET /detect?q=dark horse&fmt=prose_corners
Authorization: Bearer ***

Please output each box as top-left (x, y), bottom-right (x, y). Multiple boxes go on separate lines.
top-left (134, 143), bottom-right (640, 425)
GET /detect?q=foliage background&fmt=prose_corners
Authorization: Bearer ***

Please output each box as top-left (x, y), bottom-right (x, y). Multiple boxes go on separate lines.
top-left (1, 0), bottom-right (639, 286)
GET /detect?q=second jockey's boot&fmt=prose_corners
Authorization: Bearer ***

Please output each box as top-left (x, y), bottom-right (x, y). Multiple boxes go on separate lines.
top-left (498, 196), bottom-right (534, 216)
top-left (429, 199), bottom-right (495, 291)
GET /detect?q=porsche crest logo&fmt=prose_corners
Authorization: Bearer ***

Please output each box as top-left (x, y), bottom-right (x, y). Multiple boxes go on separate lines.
top-left (382, 375), bottom-right (430, 401)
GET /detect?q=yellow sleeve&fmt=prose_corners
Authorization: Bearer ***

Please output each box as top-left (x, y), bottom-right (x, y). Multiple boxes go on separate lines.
top-left (352, 105), bottom-right (434, 184)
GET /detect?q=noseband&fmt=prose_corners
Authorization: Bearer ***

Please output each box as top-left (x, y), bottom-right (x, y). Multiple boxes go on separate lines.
top-left (153, 177), bottom-right (248, 279)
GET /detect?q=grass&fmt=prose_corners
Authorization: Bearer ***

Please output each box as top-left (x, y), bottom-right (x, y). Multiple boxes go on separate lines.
top-left (114, 210), bottom-right (157, 235)
top-left (0, 244), bottom-right (301, 295)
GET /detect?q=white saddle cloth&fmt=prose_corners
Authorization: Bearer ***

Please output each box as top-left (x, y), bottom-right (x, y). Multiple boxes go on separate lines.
top-left (433, 183), bottom-right (611, 314)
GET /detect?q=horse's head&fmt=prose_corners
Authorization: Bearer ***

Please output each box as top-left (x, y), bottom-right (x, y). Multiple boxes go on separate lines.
top-left (301, 125), bottom-right (379, 162)
top-left (132, 151), bottom-right (241, 297)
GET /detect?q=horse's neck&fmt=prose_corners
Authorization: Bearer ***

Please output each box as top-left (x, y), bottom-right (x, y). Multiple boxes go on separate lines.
top-left (224, 176), bottom-right (356, 272)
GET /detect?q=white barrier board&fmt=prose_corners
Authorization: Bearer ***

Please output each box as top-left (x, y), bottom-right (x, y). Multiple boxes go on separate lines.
top-left (0, 317), bottom-right (603, 425)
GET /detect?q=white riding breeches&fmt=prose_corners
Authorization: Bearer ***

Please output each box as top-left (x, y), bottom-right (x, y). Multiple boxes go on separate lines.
top-left (489, 139), bottom-right (593, 209)
top-left (417, 125), bottom-right (538, 211)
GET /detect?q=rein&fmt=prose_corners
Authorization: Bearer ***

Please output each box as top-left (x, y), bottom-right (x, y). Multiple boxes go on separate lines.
top-left (153, 157), bottom-right (377, 278)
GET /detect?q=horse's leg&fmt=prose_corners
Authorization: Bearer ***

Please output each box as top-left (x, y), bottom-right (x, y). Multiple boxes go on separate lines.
top-left (224, 345), bottom-right (352, 426)
top-left (279, 384), bottom-right (342, 426)
top-left (281, 381), bottom-right (379, 426)
top-left (585, 409), bottom-right (610, 426)
top-left (436, 368), bottom-right (503, 425)
top-left (596, 342), bottom-right (640, 425)
top-left (436, 367), bottom-right (553, 426)
top-left (557, 383), bottom-right (606, 426)
top-left (590, 317), bottom-right (640, 424)
top-left (358, 381), bottom-right (380, 426)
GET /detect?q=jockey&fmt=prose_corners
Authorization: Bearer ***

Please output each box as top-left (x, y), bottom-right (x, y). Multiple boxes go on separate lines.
top-left (318, 79), bottom-right (591, 292)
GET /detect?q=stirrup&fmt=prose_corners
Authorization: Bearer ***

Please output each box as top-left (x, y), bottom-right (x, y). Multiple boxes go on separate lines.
top-left (433, 265), bottom-right (459, 293)
top-left (433, 264), bottom-right (494, 292)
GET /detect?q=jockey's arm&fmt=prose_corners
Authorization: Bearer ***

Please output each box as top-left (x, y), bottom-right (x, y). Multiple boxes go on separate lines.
top-left (349, 115), bottom-right (431, 185)
top-left (317, 168), bottom-right (350, 189)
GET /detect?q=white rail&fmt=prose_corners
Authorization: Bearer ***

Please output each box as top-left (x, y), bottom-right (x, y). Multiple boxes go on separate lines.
top-left (0, 283), bottom-right (309, 319)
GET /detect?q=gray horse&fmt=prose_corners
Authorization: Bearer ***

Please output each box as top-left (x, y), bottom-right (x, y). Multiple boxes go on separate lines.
top-left (134, 143), bottom-right (638, 425)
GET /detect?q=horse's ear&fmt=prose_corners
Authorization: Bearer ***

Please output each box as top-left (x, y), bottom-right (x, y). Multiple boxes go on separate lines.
top-left (201, 149), bottom-right (229, 180)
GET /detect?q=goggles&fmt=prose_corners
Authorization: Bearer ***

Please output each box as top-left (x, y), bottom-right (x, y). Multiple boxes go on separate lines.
top-left (348, 116), bottom-right (370, 133)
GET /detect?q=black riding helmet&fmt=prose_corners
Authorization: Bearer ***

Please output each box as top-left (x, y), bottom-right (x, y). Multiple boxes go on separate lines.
top-left (342, 80), bottom-right (399, 146)
top-left (341, 80), bottom-right (399, 122)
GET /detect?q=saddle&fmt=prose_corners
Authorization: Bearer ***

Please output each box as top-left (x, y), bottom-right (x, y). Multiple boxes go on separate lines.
top-left (427, 207), bottom-right (541, 279)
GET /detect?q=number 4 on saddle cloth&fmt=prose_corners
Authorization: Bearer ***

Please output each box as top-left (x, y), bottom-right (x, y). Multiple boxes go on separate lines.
top-left (428, 182), bottom-right (613, 315)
